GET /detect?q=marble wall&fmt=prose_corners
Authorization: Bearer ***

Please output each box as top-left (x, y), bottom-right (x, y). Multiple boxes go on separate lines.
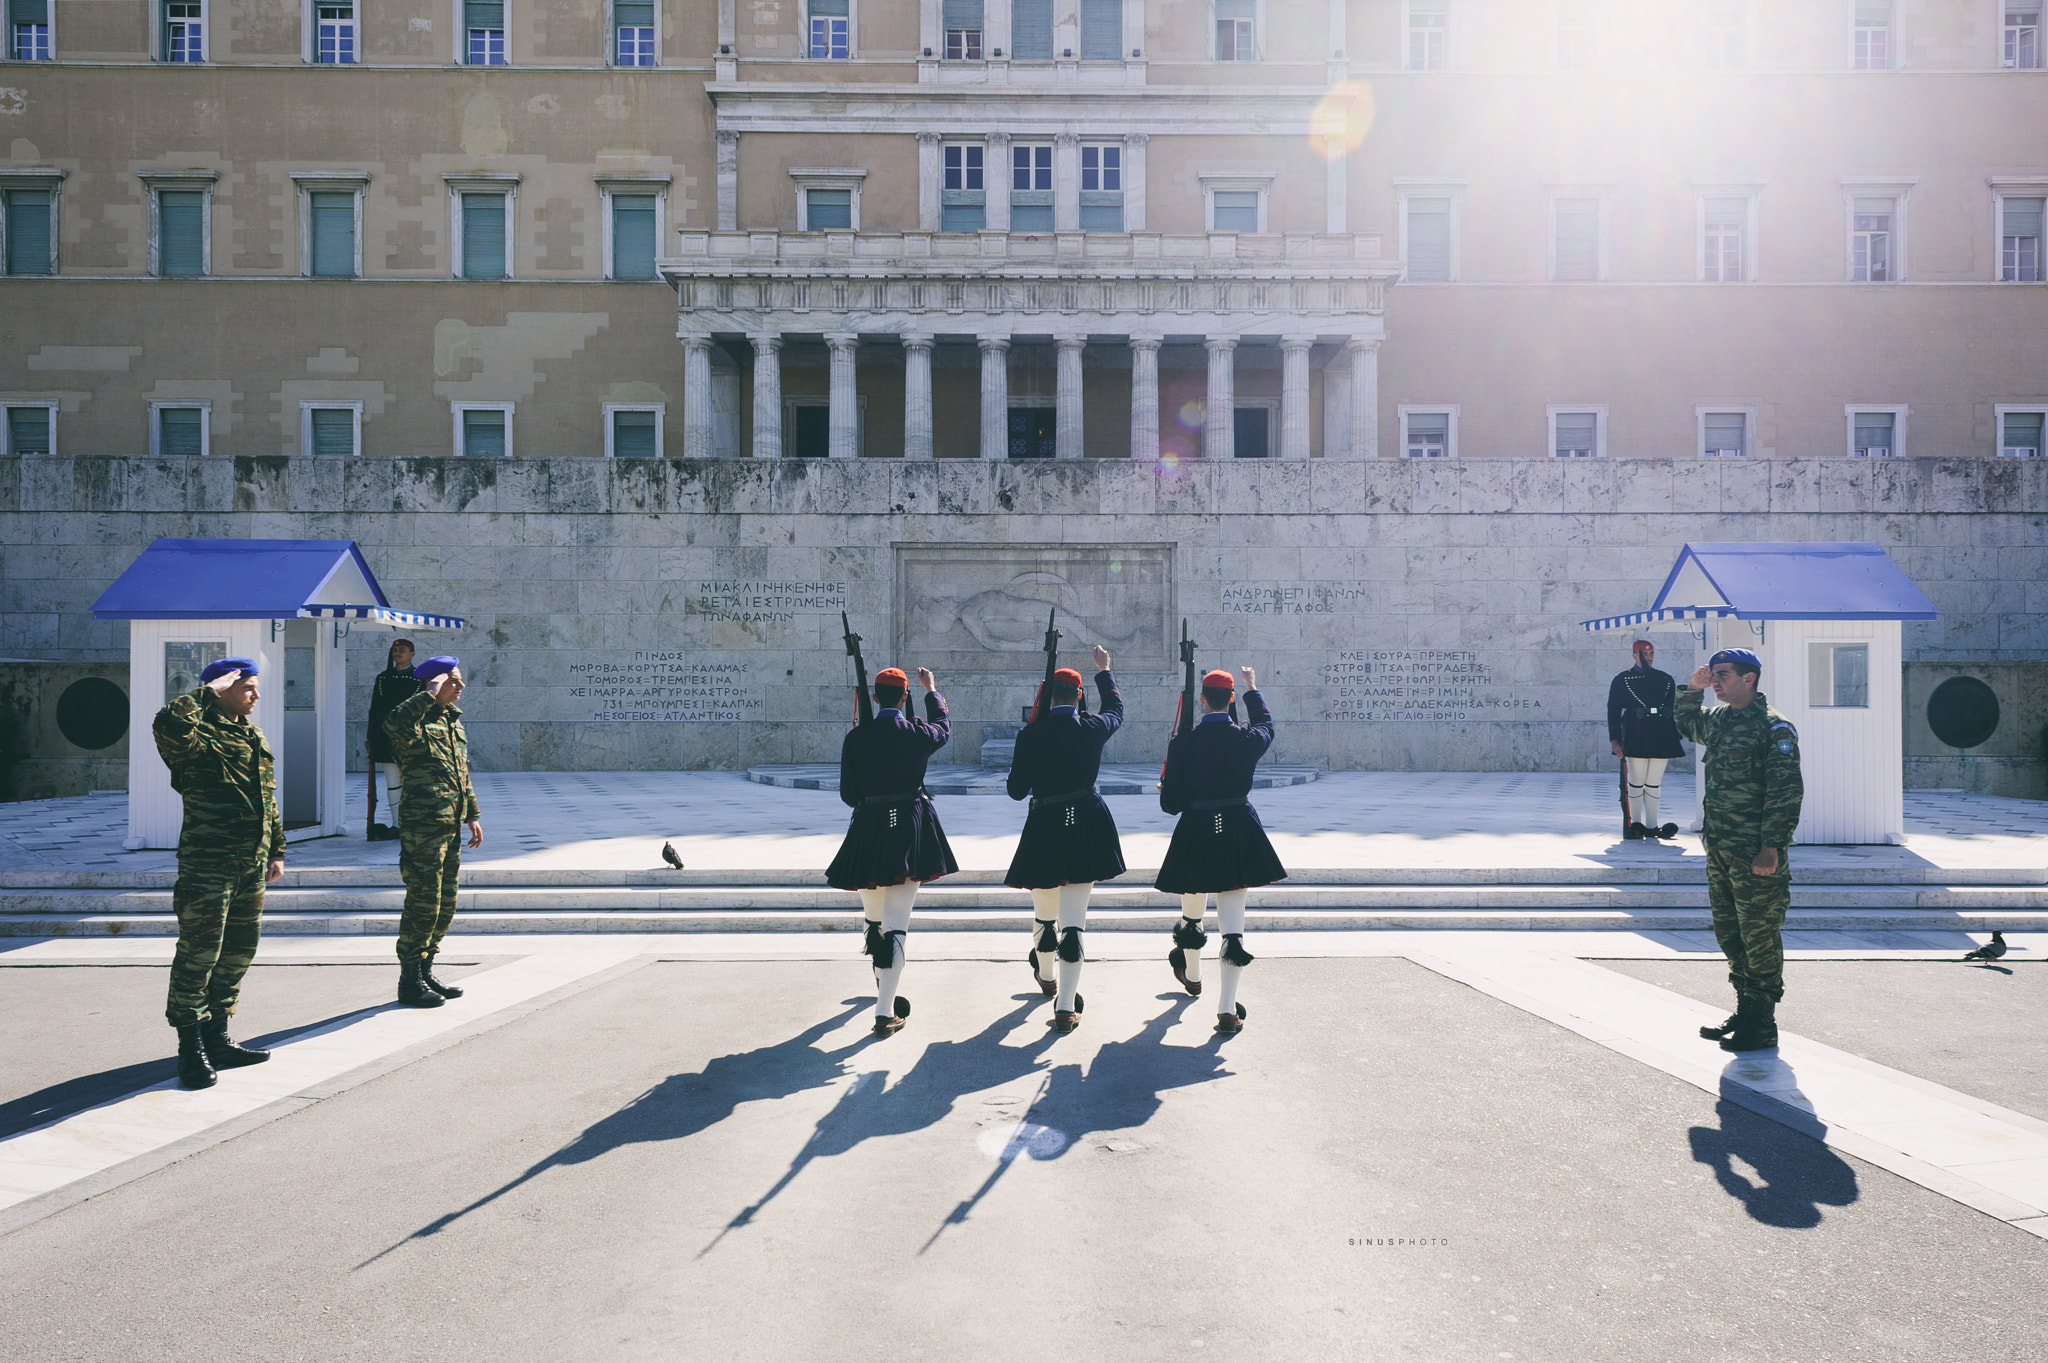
top-left (3, 455), bottom-right (2045, 777)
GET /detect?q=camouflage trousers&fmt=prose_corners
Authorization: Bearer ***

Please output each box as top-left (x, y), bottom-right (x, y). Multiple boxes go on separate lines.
top-left (396, 824), bottom-right (462, 961)
top-left (167, 840), bottom-right (268, 1028)
top-left (1705, 841), bottom-right (1792, 1003)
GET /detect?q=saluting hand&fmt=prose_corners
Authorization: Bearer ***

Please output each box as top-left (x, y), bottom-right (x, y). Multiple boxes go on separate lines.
top-left (203, 669), bottom-right (243, 694)
top-left (1092, 645), bottom-right (1111, 671)
top-left (1687, 665), bottom-right (1713, 690)
top-left (916, 667), bottom-right (935, 692)
top-left (1239, 666), bottom-right (1257, 690)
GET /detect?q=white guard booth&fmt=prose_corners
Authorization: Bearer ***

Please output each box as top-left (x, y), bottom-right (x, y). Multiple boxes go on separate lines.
top-left (1581, 542), bottom-right (1937, 846)
top-left (91, 539), bottom-right (464, 850)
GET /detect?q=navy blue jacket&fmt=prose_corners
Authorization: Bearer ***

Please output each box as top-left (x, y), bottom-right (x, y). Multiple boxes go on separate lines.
top-left (1008, 671), bottom-right (1123, 801)
top-left (1159, 690), bottom-right (1274, 814)
top-left (838, 691), bottom-right (950, 807)
top-left (1606, 665), bottom-right (1684, 760)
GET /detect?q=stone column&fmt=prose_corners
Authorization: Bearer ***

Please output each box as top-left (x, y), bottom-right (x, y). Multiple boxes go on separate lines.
top-left (1325, 138), bottom-right (1348, 234)
top-left (1054, 132), bottom-right (1081, 232)
top-left (749, 332), bottom-right (782, 458)
top-left (1054, 334), bottom-right (1086, 460)
top-left (715, 131), bottom-right (740, 232)
top-left (916, 133), bottom-right (942, 232)
top-left (1203, 335), bottom-right (1237, 460)
top-left (978, 335), bottom-right (1010, 460)
top-left (1128, 335), bottom-right (1160, 461)
top-left (826, 333), bottom-right (859, 459)
top-left (1347, 336), bottom-right (1380, 460)
top-left (1123, 133), bottom-right (1148, 231)
top-left (1279, 335), bottom-right (1313, 460)
top-left (682, 335), bottom-right (714, 458)
top-left (902, 332), bottom-right (935, 460)
top-left (985, 132), bottom-right (1012, 232)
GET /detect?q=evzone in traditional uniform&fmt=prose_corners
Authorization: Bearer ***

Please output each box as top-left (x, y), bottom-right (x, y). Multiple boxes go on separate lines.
top-left (1155, 667), bottom-right (1287, 1035)
top-left (1004, 649), bottom-right (1126, 1034)
top-left (1607, 638), bottom-right (1685, 840)
top-left (825, 666), bottom-right (959, 1036)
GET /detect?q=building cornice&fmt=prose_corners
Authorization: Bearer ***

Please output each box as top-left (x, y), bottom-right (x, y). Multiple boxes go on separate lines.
top-left (706, 82), bottom-right (1346, 136)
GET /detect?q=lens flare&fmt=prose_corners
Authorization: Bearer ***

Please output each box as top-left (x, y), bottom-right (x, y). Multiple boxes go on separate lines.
top-left (1313, 81), bottom-right (1376, 161)
top-left (1177, 400), bottom-right (1207, 431)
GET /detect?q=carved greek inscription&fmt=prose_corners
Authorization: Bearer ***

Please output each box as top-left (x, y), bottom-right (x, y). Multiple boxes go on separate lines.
top-left (565, 653), bottom-right (762, 722)
top-left (1320, 650), bottom-right (1540, 722)
top-left (687, 581), bottom-right (848, 625)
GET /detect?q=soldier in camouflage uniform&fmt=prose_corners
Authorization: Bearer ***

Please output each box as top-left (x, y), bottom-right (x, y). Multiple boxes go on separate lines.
top-left (153, 657), bottom-right (287, 1089)
top-left (383, 654), bottom-right (483, 1008)
top-left (1674, 647), bottom-right (1804, 1052)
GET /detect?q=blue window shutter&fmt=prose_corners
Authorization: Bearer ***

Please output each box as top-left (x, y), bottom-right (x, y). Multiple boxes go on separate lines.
top-left (612, 195), bottom-right (657, 279)
top-left (465, 0), bottom-right (503, 28)
top-left (615, 0), bottom-right (654, 24)
top-left (1012, 0), bottom-right (1052, 56)
top-left (160, 407), bottom-right (203, 456)
top-left (942, 0), bottom-right (982, 27)
top-left (613, 410), bottom-right (657, 457)
top-left (7, 407), bottom-right (51, 454)
top-left (309, 191), bottom-right (354, 277)
top-left (462, 409), bottom-right (506, 457)
top-left (809, 0), bottom-right (848, 14)
top-left (6, 189), bottom-right (52, 275)
top-left (941, 204), bottom-right (985, 232)
top-left (159, 192), bottom-right (205, 276)
top-left (462, 193), bottom-right (506, 278)
top-left (309, 407), bottom-right (355, 457)
top-left (14, 0), bottom-right (51, 22)
top-left (1079, 0), bottom-right (1120, 57)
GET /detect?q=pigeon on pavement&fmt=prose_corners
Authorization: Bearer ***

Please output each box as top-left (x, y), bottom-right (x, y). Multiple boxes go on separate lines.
top-left (662, 841), bottom-right (685, 870)
top-left (1962, 931), bottom-right (2007, 962)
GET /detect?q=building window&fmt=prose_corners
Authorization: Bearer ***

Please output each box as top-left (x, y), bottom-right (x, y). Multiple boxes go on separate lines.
top-left (162, 0), bottom-right (204, 61)
top-left (453, 404), bottom-right (511, 457)
top-left (942, 144), bottom-right (985, 232)
top-left (294, 179), bottom-right (363, 278)
top-left (465, 0), bottom-right (506, 64)
top-left (3, 183), bottom-right (55, 276)
top-left (1214, 0), bottom-right (1255, 61)
top-left (809, 0), bottom-right (849, 59)
top-left (1080, 0), bottom-right (1120, 58)
top-left (314, 0), bottom-right (355, 62)
top-left (1552, 196), bottom-right (1602, 281)
top-left (1012, 145), bottom-right (1053, 231)
top-left (460, 192), bottom-right (508, 278)
top-left (613, 0), bottom-right (654, 64)
top-left (786, 396), bottom-right (866, 457)
top-left (1701, 410), bottom-right (1750, 457)
top-left (943, 0), bottom-right (981, 58)
top-left (609, 194), bottom-right (658, 279)
top-left (1008, 407), bottom-right (1055, 459)
top-left (606, 404), bottom-right (664, 458)
top-left (1703, 0), bottom-right (1747, 69)
top-left (805, 189), bottom-right (852, 230)
top-left (10, 0), bottom-right (51, 59)
top-left (1232, 405), bottom-right (1272, 459)
top-left (792, 171), bottom-right (863, 232)
top-left (1808, 643), bottom-right (1870, 709)
top-left (1852, 1), bottom-right (1890, 69)
top-left (1556, 0), bottom-right (1594, 69)
top-left (153, 187), bottom-right (209, 277)
top-left (1999, 194), bottom-right (2044, 281)
top-left (1999, 407), bottom-right (2046, 457)
top-left (1700, 195), bottom-right (1750, 282)
top-left (1211, 190), bottom-right (1258, 232)
top-left (1402, 195), bottom-right (1454, 281)
top-left (4, 404), bottom-right (55, 455)
top-left (1407, 0), bottom-right (1446, 70)
top-left (1012, 0), bottom-right (1051, 58)
top-left (301, 402), bottom-right (362, 457)
top-left (1550, 408), bottom-right (1603, 458)
top-left (2006, 2), bottom-right (2042, 68)
top-left (151, 403), bottom-right (211, 457)
top-left (1851, 197), bottom-right (1894, 281)
top-left (1846, 407), bottom-right (1903, 457)
top-left (1401, 409), bottom-right (1455, 458)
top-left (1080, 144), bottom-right (1122, 232)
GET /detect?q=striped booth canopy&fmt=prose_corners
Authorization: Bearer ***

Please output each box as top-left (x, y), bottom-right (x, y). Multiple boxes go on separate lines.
top-left (1580, 542), bottom-right (1937, 634)
top-left (91, 538), bottom-right (464, 632)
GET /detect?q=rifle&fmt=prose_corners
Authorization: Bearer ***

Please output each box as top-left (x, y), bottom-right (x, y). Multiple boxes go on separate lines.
top-left (1175, 619), bottom-right (1198, 740)
top-left (1027, 608), bottom-right (1060, 724)
top-left (841, 610), bottom-right (874, 725)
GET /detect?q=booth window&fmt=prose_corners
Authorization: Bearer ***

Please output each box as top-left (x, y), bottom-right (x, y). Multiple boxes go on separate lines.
top-left (2006, 2), bottom-right (2041, 68)
top-left (1808, 643), bottom-right (1869, 709)
top-left (315, 0), bottom-right (355, 62)
top-left (466, 0), bottom-right (505, 64)
top-left (164, 641), bottom-right (227, 698)
top-left (809, 0), bottom-right (848, 58)
top-left (1406, 0), bottom-right (1445, 70)
top-left (455, 404), bottom-right (511, 457)
top-left (942, 144), bottom-right (985, 232)
top-left (4, 185), bottom-right (54, 275)
top-left (943, 0), bottom-right (981, 58)
top-left (10, 0), bottom-right (50, 58)
top-left (2001, 409), bottom-right (2045, 458)
top-left (5, 404), bottom-right (54, 455)
top-left (1702, 411), bottom-right (1748, 457)
top-left (615, 0), bottom-right (654, 65)
top-left (1011, 0), bottom-right (1050, 58)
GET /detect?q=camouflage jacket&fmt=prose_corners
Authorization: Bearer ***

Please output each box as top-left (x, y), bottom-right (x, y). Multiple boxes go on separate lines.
top-left (1674, 688), bottom-right (1804, 853)
top-left (152, 689), bottom-right (286, 862)
top-left (383, 690), bottom-right (481, 827)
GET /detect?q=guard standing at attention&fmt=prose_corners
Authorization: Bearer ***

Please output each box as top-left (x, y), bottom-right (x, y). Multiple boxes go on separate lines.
top-left (365, 637), bottom-right (421, 842)
top-left (1005, 646), bottom-right (1126, 1034)
top-left (1674, 648), bottom-right (1804, 1053)
top-left (1607, 638), bottom-right (1685, 840)
top-left (826, 665), bottom-right (958, 1036)
top-left (383, 655), bottom-right (482, 1009)
top-left (153, 658), bottom-right (287, 1089)
top-left (1156, 666), bottom-right (1287, 1035)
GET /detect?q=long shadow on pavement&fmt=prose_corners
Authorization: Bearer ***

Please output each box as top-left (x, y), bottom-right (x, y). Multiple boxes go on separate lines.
top-left (362, 1000), bottom-right (875, 1267)
top-left (1688, 1074), bottom-right (1860, 1229)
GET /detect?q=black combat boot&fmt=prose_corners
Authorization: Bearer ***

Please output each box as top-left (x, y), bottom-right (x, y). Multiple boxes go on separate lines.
top-left (200, 1012), bottom-right (271, 1068)
top-left (1718, 994), bottom-right (1779, 1052)
top-left (398, 957), bottom-right (445, 1008)
top-left (420, 951), bottom-right (464, 999)
top-left (176, 1024), bottom-right (217, 1089)
top-left (1699, 1000), bottom-right (1741, 1041)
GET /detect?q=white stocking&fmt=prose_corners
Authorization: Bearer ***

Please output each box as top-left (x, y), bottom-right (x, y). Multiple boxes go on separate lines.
top-left (1054, 882), bottom-right (1091, 1012)
top-left (1216, 888), bottom-right (1249, 1016)
top-left (1628, 757), bottom-right (1668, 828)
top-left (874, 880), bottom-right (918, 1017)
top-left (1030, 887), bottom-right (1060, 983)
top-left (1177, 893), bottom-right (1207, 983)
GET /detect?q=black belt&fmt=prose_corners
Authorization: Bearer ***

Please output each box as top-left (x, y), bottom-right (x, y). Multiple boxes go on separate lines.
top-left (1186, 798), bottom-right (1247, 812)
top-left (861, 789), bottom-right (926, 806)
top-left (1030, 787), bottom-right (1096, 809)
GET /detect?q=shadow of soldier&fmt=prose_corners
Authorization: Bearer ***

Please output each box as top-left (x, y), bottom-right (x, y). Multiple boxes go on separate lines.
top-left (704, 996), bottom-right (1057, 1254)
top-left (359, 1000), bottom-right (876, 1267)
top-left (1687, 1072), bottom-right (1859, 1230)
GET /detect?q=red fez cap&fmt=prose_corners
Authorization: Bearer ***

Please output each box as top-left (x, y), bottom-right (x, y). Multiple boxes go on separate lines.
top-left (1201, 669), bottom-right (1235, 690)
top-left (875, 668), bottom-right (908, 688)
top-left (1052, 668), bottom-right (1083, 689)
top-left (1632, 638), bottom-right (1654, 652)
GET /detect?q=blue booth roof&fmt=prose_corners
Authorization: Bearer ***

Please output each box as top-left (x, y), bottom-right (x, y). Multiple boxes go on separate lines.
top-left (91, 539), bottom-right (464, 630)
top-left (1582, 542), bottom-right (1937, 633)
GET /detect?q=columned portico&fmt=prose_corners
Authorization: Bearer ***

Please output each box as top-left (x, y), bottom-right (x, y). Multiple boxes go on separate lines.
top-left (1129, 335), bottom-right (1161, 462)
top-left (825, 333), bottom-right (859, 458)
top-left (748, 332), bottom-right (781, 458)
top-left (1280, 335), bottom-right (1314, 460)
top-left (1054, 334), bottom-right (1086, 460)
top-left (1348, 337), bottom-right (1381, 462)
top-left (901, 332), bottom-right (935, 460)
top-left (682, 336), bottom-right (715, 458)
top-left (1204, 336), bottom-right (1236, 461)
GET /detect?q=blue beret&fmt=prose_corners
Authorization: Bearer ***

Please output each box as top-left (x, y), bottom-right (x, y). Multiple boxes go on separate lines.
top-left (1709, 648), bottom-right (1763, 673)
top-left (412, 655), bottom-right (460, 681)
top-left (200, 657), bottom-right (257, 683)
